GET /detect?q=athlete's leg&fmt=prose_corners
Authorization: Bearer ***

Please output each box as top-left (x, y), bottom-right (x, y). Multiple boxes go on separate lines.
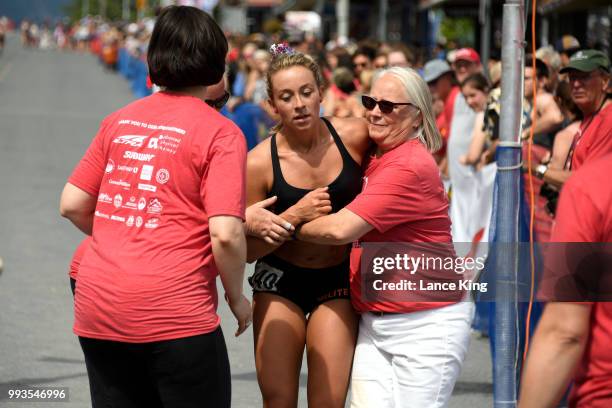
top-left (305, 299), bottom-right (358, 408)
top-left (253, 293), bottom-right (307, 408)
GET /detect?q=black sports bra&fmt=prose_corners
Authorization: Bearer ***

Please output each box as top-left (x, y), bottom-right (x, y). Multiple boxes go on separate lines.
top-left (268, 117), bottom-right (363, 215)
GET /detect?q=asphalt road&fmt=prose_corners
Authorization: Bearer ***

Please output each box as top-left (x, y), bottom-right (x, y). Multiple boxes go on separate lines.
top-left (0, 33), bottom-right (492, 407)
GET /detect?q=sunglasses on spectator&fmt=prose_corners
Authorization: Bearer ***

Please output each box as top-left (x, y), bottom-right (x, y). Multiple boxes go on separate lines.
top-left (361, 95), bottom-right (417, 114)
top-left (205, 91), bottom-right (230, 111)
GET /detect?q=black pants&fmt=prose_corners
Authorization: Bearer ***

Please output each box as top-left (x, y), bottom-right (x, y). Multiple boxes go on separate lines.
top-left (79, 328), bottom-right (231, 408)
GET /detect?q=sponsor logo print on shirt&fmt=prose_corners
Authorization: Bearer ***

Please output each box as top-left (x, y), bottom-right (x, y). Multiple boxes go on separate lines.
top-left (95, 210), bottom-right (110, 219)
top-left (124, 151), bottom-right (155, 162)
top-left (138, 197), bottom-right (147, 211)
top-left (135, 216), bottom-right (143, 228)
top-left (123, 196), bottom-right (138, 210)
top-left (105, 159), bottom-right (114, 174)
top-left (113, 194), bottom-right (123, 208)
top-left (147, 198), bottom-right (163, 214)
top-left (145, 217), bottom-right (160, 229)
top-left (140, 164), bottom-right (154, 181)
top-left (108, 179), bottom-right (131, 189)
top-left (126, 215), bottom-right (135, 227)
top-left (98, 192), bottom-right (112, 204)
top-left (156, 168), bottom-right (170, 184)
top-left (111, 215), bottom-right (125, 222)
top-left (147, 135), bottom-right (182, 154)
top-left (117, 164), bottom-right (139, 174)
top-left (138, 183), bottom-right (157, 193)
top-left (113, 135), bottom-right (147, 147)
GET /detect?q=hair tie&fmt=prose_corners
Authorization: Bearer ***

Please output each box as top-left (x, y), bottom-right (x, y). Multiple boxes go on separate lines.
top-left (270, 43), bottom-right (295, 57)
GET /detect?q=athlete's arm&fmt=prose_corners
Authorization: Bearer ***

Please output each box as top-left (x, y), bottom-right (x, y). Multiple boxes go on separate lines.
top-left (518, 302), bottom-right (591, 408)
top-left (297, 208), bottom-right (373, 245)
top-left (60, 182), bottom-right (96, 235)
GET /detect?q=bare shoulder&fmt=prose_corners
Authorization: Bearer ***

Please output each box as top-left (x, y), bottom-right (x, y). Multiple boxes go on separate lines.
top-left (247, 137), bottom-right (272, 170)
top-left (326, 116), bottom-right (371, 155)
top-left (536, 92), bottom-right (558, 109)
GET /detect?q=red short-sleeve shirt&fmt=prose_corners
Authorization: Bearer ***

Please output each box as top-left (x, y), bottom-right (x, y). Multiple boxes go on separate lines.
top-left (68, 92), bottom-right (247, 343)
top-left (551, 154), bottom-right (612, 407)
top-left (572, 102), bottom-right (612, 171)
top-left (346, 139), bottom-right (461, 314)
top-left (69, 237), bottom-right (91, 280)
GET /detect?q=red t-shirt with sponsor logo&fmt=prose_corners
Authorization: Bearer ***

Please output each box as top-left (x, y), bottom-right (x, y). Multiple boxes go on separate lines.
top-left (68, 92), bottom-right (247, 343)
top-left (69, 237), bottom-right (91, 280)
top-left (550, 154), bottom-right (612, 407)
top-left (572, 102), bottom-right (612, 171)
top-left (346, 138), bottom-right (462, 314)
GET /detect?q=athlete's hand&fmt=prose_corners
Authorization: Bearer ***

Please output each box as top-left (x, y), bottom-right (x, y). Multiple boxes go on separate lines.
top-left (289, 187), bottom-right (332, 223)
top-left (245, 196), bottom-right (294, 245)
top-left (225, 293), bottom-right (252, 337)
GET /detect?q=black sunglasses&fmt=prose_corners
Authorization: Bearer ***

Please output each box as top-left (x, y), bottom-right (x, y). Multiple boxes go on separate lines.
top-left (361, 95), bottom-right (416, 114)
top-left (205, 91), bottom-right (230, 111)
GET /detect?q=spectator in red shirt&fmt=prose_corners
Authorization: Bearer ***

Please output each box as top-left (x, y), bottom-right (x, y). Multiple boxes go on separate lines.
top-left (297, 67), bottom-right (473, 407)
top-left (560, 50), bottom-right (611, 171)
top-left (59, 7), bottom-right (249, 407)
top-left (519, 153), bottom-right (612, 408)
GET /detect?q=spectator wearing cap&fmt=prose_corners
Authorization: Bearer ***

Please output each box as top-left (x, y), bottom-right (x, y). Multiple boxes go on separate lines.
top-left (447, 48), bottom-right (484, 242)
top-left (452, 47), bottom-right (482, 84)
top-left (556, 50), bottom-right (612, 171)
top-left (424, 59), bottom-right (461, 178)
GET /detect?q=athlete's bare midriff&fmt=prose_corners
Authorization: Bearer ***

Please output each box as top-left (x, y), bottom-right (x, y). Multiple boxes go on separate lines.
top-left (273, 239), bottom-right (351, 269)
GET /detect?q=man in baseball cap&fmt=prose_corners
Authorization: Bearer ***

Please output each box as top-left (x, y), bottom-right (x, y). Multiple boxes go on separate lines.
top-left (559, 49), bottom-right (610, 76)
top-left (452, 47), bottom-right (482, 84)
top-left (558, 49), bottom-right (611, 170)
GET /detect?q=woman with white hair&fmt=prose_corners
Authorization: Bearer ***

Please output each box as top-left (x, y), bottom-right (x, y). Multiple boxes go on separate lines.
top-left (297, 67), bottom-right (474, 407)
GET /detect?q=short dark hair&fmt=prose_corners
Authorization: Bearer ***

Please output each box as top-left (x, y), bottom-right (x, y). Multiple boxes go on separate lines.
top-left (461, 73), bottom-right (490, 93)
top-left (353, 45), bottom-right (376, 62)
top-left (524, 55), bottom-right (549, 79)
top-left (147, 6), bottom-right (228, 90)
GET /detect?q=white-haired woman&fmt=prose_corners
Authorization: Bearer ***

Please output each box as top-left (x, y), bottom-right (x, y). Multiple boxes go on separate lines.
top-left (297, 67), bottom-right (474, 407)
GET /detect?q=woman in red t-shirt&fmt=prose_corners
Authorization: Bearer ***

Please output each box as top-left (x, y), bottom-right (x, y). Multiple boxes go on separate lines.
top-left (297, 67), bottom-right (474, 407)
top-left (59, 7), bottom-right (249, 408)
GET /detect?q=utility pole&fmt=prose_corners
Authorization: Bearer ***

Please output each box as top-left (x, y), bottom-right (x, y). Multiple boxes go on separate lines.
top-left (377, 0), bottom-right (388, 42)
top-left (494, 1), bottom-right (524, 407)
top-left (336, 0), bottom-right (349, 42)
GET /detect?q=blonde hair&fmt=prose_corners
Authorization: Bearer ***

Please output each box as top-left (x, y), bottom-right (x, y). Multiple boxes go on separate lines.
top-left (371, 67), bottom-right (442, 153)
top-left (265, 52), bottom-right (324, 133)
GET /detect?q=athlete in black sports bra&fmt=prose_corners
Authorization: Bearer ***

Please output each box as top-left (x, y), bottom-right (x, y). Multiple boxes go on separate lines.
top-left (250, 117), bottom-right (363, 313)
top-left (244, 50), bottom-right (371, 408)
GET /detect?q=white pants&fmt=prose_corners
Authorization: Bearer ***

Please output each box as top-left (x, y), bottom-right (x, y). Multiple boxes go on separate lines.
top-left (350, 302), bottom-right (474, 408)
